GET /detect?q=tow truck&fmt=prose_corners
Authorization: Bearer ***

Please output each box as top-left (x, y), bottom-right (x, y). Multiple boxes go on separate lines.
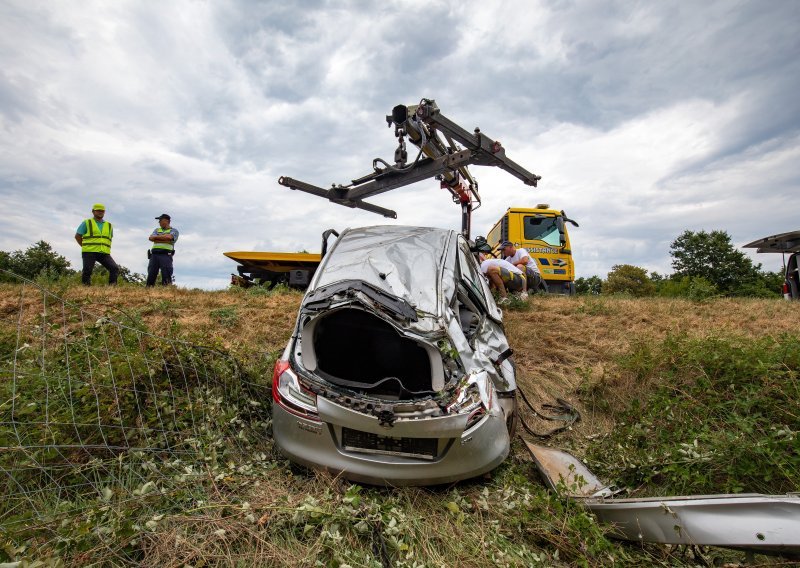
top-left (486, 204), bottom-right (579, 294)
top-left (228, 101), bottom-right (576, 295)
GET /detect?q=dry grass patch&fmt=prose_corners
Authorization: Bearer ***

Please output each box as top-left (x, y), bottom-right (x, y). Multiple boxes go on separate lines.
top-left (504, 295), bottom-right (798, 441)
top-left (0, 283), bottom-right (302, 354)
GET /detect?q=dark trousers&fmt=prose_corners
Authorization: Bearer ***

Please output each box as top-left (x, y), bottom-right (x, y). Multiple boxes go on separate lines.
top-left (526, 267), bottom-right (544, 292)
top-left (82, 252), bottom-right (119, 285)
top-left (146, 253), bottom-right (174, 286)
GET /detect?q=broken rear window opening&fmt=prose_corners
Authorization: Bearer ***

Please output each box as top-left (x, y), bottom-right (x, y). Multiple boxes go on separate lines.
top-left (310, 307), bottom-right (439, 398)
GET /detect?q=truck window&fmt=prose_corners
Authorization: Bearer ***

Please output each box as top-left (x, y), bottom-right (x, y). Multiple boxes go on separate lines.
top-left (487, 218), bottom-right (504, 248)
top-left (524, 215), bottom-right (560, 247)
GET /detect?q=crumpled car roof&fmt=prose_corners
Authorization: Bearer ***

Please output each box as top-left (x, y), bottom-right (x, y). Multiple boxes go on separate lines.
top-left (311, 226), bottom-right (454, 316)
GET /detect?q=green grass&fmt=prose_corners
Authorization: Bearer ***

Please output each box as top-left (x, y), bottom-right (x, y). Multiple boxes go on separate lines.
top-left (210, 305), bottom-right (239, 327)
top-left (584, 332), bottom-right (800, 496)
top-left (132, 460), bottom-right (659, 568)
top-left (2, 284), bottom-right (798, 566)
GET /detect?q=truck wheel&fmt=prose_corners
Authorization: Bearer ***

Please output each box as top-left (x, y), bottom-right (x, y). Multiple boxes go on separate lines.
top-left (537, 279), bottom-right (549, 294)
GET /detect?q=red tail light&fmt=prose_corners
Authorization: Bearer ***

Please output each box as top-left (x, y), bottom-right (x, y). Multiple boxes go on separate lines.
top-left (272, 359), bottom-right (319, 420)
top-left (272, 359), bottom-right (291, 403)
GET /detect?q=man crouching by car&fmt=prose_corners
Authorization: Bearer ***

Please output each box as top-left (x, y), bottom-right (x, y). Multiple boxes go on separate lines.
top-left (480, 256), bottom-right (525, 305)
top-left (146, 213), bottom-right (178, 286)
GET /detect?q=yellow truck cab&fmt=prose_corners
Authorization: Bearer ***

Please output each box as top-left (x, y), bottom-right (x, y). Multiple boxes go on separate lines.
top-left (486, 205), bottom-right (579, 295)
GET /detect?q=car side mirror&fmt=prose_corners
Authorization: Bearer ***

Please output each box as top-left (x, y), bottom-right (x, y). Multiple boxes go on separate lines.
top-left (470, 236), bottom-right (493, 253)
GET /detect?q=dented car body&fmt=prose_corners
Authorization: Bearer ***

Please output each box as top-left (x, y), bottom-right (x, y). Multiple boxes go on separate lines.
top-left (272, 225), bottom-right (517, 485)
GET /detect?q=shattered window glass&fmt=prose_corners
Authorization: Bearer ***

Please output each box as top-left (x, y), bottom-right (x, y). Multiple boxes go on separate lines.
top-left (457, 240), bottom-right (487, 307)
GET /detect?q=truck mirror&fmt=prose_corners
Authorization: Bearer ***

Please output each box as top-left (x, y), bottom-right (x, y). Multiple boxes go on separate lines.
top-left (561, 210), bottom-right (580, 227)
top-left (555, 217), bottom-right (567, 246)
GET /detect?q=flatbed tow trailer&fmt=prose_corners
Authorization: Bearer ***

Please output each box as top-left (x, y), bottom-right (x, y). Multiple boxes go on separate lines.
top-left (225, 229), bottom-right (339, 288)
top-left (224, 251), bottom-right (321, 289)
top-left (274, 99), bottom-right (800, 556)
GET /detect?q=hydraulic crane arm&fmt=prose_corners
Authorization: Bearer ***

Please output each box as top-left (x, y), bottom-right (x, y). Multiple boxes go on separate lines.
top-left (410, 101), bottom-right (540, 187)
top-left (278, 98), bottom-right (541, 238)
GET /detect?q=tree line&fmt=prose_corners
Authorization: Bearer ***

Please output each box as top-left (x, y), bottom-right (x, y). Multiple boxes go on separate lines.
top-left (0, 230), bottom-right (786, 298)
top-left (575, 230), bottom-right (784, 298)
top-left (0, 241), bottom-right (144, 285)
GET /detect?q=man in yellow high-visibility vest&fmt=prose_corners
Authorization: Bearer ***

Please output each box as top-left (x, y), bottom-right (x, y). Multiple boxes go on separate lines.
top-left (74, 203), bottom-right (119, 286)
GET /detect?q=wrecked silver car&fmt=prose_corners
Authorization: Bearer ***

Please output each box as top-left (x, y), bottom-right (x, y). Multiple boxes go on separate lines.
top-left (272, 225), bottom-right (517, 485)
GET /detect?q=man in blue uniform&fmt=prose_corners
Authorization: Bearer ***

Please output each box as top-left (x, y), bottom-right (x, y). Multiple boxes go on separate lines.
top-left (146, 213), bottom-right (179, 287)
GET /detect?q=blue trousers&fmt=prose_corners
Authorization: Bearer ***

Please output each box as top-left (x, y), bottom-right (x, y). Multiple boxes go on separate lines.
top-left (146, 253), bottom-right (174, 286)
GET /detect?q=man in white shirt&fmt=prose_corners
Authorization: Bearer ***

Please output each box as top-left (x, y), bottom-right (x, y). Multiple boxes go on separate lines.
top-left (480, 257), bottom-right (525, 304)
top-left (500, 241), bottom-right (541, 298)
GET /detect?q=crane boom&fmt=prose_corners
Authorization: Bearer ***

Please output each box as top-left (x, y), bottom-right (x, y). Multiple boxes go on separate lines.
top-left (278, 98), bottom-right (541, 238)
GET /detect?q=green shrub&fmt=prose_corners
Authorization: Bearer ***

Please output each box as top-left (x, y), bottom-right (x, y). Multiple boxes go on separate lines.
top-left (603, 265), bottom-right (655, 297)
top-left (657, 275), bottom-right (718, 300)
top-left (0, 241), bottom-right (73, 281)
top-left (575, 275), bottom-right (602, 295)
top-left (586, 333), bottom-right (800, 496)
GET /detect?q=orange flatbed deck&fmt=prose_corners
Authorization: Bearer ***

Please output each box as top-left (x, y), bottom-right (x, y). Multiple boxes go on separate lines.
top-left (223, 251), bottom-right (321, 272)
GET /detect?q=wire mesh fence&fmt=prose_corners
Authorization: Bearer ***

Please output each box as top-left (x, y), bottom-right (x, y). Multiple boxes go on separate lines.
top-left (0, 271), bottom-right (273, 562)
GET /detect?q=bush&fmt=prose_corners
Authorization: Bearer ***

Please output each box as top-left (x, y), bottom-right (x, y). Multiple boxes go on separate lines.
top-left (586, 332), bottom-right (800, 496)
top-left (669, 230), bottom-right (780, 297)
top-left (603, 264), bottom-right (655, 297)
top-left (575, 275), bottom-right (602, 295)
top-left (0, 241), bottom-right (73, 281)
top-left (657, 275), bottom-right (718, 300)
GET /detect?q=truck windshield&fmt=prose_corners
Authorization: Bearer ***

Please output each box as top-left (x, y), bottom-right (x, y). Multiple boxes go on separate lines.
top-left (524, 215), bottom-right (560, 247)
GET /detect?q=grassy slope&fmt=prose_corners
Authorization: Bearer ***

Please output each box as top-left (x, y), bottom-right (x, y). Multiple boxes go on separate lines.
top-left (505, 294), bottom-right (798, 435)
top-left (1, 284), bottom-right (798, 566)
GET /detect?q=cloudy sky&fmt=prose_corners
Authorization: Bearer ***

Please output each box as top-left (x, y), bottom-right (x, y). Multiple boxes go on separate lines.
top-left (1, 0), bottom-right (798, 288)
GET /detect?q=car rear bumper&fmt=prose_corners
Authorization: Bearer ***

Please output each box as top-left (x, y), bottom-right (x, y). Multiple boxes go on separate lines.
top-left (273, 396), bottom-right (510, 486)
